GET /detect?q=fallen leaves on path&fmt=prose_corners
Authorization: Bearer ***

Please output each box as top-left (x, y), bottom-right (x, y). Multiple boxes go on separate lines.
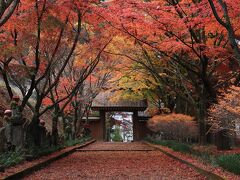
top-left (24, 142), bottom-right (206, 180)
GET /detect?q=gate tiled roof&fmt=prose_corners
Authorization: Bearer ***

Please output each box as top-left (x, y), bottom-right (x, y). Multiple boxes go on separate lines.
top-left (91, 90), bottom-right (147, 111)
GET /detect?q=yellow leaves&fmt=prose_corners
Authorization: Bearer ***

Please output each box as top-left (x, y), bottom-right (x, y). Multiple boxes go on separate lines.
top-left (73, 43), bottom-right (95, 68)
top-left (105, 35), bottom-right (135, 56)
top-left (0, 44), bottom-right (18, 57)
top-left (109, 70), bottom-right (159, 102)
top-left (119, 73), bottom-right (156, 91)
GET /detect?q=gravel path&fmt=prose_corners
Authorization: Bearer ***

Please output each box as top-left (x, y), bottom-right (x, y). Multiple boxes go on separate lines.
top-left (24, 142), bottom-right (206, 180)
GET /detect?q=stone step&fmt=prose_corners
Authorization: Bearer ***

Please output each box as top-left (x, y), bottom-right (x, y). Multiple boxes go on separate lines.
top-left (76, 149), bottom-right (156, 152)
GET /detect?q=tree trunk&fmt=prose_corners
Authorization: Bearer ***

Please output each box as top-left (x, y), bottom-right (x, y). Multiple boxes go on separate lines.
top-left (1, 66), bottom-right (13, 99)
top-left (52, 115), bottom-right (58, 146)
top-left (52, 105), bottom-right (60, 146)
top-left (30, 114), bottom-right (41, 147)
top-left (197, 91), bottom-right (208, 145)
top-left (73, 106), bottom-right (78, 139)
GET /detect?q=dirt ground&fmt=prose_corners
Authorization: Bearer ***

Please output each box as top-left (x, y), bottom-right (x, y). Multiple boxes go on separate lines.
top-left (24, 142), bottom-right (206, 180)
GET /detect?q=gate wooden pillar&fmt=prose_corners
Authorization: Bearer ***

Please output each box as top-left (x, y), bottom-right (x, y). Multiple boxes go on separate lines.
top-left (133, 111), bottom-right (140, 141)
top-left (100, 110), bottom-right (106, 141)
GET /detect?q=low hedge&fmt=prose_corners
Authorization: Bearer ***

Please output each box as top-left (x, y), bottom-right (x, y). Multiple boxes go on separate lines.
top-left (0, 136), bottom-right (91, 168)
top-left (216, 154), bottom-right (240, 175)
top-left (146, 137), bottom-right (240, 175)
top-left (28, 136), bottom-right (91, 158)
top-left (146, 138), bottom-right (191, 153)
top-left (0, 151), bottom-right (24, 168)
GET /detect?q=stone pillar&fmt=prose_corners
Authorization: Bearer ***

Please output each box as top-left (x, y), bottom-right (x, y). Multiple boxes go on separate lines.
top-left (0, 127), bottom-right (6, 152)
top-left (100, 110), bottom-right (106, 141)
top-left (133, 111), bottom-right (140, 141)
top-left (11, 125), bottom-right (25, 150)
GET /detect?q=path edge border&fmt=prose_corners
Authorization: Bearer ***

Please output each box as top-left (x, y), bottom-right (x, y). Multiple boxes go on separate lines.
top-left (143, 141), bottom-right (225, 180)
top-left (2, 139), bottom-right (96, 180)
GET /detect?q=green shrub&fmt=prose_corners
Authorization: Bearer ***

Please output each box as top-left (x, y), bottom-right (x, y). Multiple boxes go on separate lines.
top-left (64, 136), bottom-right (91, 147)
top-left (171, 143), bottom-right (191, 153)
top-left (146, 138), bottom-right (191, 153)
top-left (0, 136), bottom-right (91, 168)
top-left (216, 154), bottom-right (240, 175)
top-left (27, 145), bottom-right (62, 158)
top-left (0, 151), bottom-right (24, 168)
top-left (191, 150), bottom-right (218, 166)
top-left (28, 136), bottom-right (91, 158)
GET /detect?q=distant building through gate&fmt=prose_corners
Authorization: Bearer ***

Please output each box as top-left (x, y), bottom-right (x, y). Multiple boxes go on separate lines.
top-left (88, 90), bottom-right (151, 141)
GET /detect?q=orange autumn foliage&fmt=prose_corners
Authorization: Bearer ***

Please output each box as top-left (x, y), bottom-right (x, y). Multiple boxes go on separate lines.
top-left (148, 113), bottom-right (198, 141)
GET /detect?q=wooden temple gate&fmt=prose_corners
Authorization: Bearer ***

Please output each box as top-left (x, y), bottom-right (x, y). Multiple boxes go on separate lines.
top-left (88, 90), bottom-right (151, 141)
